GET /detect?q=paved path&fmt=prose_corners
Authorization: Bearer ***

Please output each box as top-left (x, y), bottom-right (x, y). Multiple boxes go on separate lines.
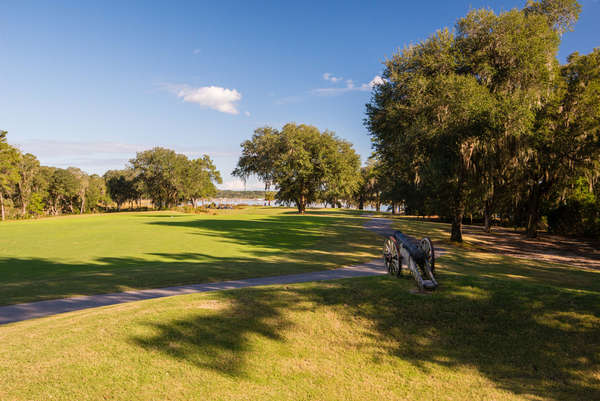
top-left (0, 216), bottom-right (397, 325)
top-left (0, 261), bottom-right (386, 325)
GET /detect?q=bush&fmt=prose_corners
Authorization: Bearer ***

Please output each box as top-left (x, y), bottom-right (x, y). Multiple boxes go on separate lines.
top-left (177, 205), bottom-right (210, 214)
top-left (27, 193), bottom-right (45, 216)
top-left (547, 181), bottom-right (599, 238)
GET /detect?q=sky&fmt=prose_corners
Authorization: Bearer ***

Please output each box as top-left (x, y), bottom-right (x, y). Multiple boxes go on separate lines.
top-left (1, 0), bottom-right (599, 190)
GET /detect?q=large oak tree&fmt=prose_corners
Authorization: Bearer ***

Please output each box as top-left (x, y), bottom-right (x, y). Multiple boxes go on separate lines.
top-left (234, 123), bottom-right (360, 213)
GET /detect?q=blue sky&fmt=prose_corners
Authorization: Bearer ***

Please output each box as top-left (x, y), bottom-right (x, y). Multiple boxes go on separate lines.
top-left (1, 0), bottom-right (599, 189)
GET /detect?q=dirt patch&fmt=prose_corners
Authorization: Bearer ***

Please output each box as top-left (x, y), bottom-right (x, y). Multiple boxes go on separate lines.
top-left (461, 225), bottom-right (600, 270)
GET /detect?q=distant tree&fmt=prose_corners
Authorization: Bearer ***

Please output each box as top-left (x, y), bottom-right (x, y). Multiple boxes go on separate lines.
top-left (130, 148), bottom-right (222, 209)
top-left (355, 157), bottom-right (383, 211)
top-left (67, 167), bottom-right (89, 214)
top-left (130, 148), bottom-right (186, 209)
top-left (216, 190), bottom-right (266, 199)
top-left (86, 174), bottom-right (108, 212)
top-left (264, 191), bottom-right (275, 206)
top-left (104, 169), bottom-right (135, 210)
top-left (234, 123), bottom-right (361, 214)
top-left (319, 137), bottom-right (361, 208)
top-left (15, 153), bottom-right (40, 217)
top-left (48, 168), bottom-right (79, 215)
top-left (31, 166), bottom-right (55, 215)
top-left (0, 131), bottom-right (20, 220)
top-left (179, 155), bottom-right (222, 206)
top-left (27, 192), bottom-right (45, 216)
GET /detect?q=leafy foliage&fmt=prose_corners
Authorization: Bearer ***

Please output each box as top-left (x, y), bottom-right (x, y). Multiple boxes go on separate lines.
top-left (366, 0), bottom-right (599, 240)
top-left (234, 123), bottom-right (361, 213)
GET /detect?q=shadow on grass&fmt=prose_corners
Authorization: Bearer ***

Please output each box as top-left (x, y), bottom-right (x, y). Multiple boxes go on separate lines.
top-left (0, 212), bottom-right (380, 305)
top-left (129, 252), bottom-right (600, 399)
top-left (145, 211), bottom-right (373, 252)
top-left (130, 288), bottom-right (298, 377)
top-left (281, 209), bottom-right (373, 216)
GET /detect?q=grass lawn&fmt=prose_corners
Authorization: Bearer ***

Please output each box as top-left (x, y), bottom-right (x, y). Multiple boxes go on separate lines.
top-left (0, 214), bottom-right (598, 400)
top-left (0, 207), bottom-right (379, 306)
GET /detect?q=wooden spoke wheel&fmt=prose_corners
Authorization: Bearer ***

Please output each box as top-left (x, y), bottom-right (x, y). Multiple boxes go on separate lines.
top-left (419, 237), bottom-right (435, 274)
top-left (383, 237), bottom-right (401, 277)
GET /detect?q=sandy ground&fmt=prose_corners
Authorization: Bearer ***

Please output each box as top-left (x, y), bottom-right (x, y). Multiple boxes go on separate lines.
top-left (462, 225), bottom-right (600, 270)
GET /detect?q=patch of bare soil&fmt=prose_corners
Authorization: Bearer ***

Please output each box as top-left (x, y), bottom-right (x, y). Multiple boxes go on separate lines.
top-left (461, 225), bottom-right (600, 270)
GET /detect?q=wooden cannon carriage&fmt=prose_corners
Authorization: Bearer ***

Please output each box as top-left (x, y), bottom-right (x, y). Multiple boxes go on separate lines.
top-left (383, 232), bottom-right (438, 291)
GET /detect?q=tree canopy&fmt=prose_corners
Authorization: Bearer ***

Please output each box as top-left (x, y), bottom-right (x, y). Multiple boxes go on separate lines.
top-left (366, 0), bottom-right (598, 240)
top-left (130, 147), bottom-right (221, 209)
top-left (234, 123), bottom-right (361, 213)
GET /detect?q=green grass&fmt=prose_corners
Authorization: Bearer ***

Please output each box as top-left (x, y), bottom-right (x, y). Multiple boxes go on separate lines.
top-left (0, 207), bottom-right (379, 306)
top-left (1, 212), bottom-right (598, 400)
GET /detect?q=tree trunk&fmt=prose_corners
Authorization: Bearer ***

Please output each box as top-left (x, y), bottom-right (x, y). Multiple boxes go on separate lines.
top-left (483, 200), bottom-right (492, 233)
top-left (451, 210), bottom-right (464, 242)
top-left (358, 200), bottom-right (364, 210)
top-left (1, 194), bottom-right (5, 221)
top-left (391, 201), bottom-right (397, 215)
top-left (54, 197), bottom-right (61, 215)
top-left (297, 196), bottom-right (306, 214)
top-left (526, 187), bottom-right (541, 238)
top-left (18, 184), bottom-right (27, 217)
top-left (376, 201), bottom-right (381, 212)
top-left (450, 193), bottom-right (465, 242)
top-left (80, 194), bottom-right (86, 214)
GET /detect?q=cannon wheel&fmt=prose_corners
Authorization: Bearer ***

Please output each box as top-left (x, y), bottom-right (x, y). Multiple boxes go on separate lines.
top-left (383, 237), bottom-right (401, 277)
top-left (420, 237), bottom-right (435, 274)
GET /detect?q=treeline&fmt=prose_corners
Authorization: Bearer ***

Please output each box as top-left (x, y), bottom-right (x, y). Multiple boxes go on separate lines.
top-left (365, 0), bottom-right (600, 240)
top-left (108, 148), bottom-right (221, 210)
top-left (215, 190), bottom-right (266, 199)
top-left (0, 132), bottom-right (222, 220)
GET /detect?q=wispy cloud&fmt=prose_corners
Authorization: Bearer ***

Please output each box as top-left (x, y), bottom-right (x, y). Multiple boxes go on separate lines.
top-left (275, 73), bottom-right (384, 104)
top-left (162, 84), bottom-right (242, 114)
top-left (312, 74), bottom-right (384, 96)
top-left (16, 140), bottom-right (146, 158)
top-left (323, 72), bottom-right (343, 83)
top-left (192, 48), bottom-right (201, 55)
top-left (14, 139), bottom-right (237, 175)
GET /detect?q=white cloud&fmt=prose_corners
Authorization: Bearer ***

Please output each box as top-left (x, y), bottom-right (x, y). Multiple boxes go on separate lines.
top-left (312, 75), bottom-right (384, 96)
top-left (174, 85), bottom-right (242, 114)
top-left (323, 72), bottom-right (343, 83)
top-left (369, 75), bottom-right (385, 88)
top-left (244, 111), bottom-right (251, 117)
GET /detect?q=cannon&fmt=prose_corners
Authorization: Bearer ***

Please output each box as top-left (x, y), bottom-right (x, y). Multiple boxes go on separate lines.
top-left (383, 232), bottom-right (438, 291)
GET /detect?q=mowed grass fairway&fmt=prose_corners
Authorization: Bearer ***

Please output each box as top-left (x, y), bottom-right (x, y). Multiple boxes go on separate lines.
top-left (1, 212), bottom-right (599, 400)
top-left (0, 207), bottom-right (379, 305)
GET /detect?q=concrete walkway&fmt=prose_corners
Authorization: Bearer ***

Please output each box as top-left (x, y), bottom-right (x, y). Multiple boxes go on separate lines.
top-left (0, 216), bottom-right (397, 325)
